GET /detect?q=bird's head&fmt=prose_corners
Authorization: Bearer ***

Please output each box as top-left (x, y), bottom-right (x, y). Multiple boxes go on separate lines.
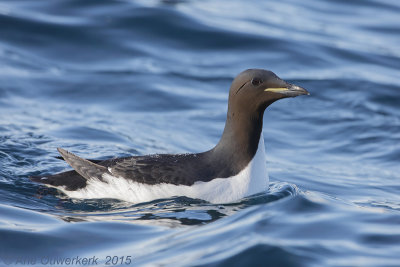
top-left (228, 69), bottom-right (309, 115)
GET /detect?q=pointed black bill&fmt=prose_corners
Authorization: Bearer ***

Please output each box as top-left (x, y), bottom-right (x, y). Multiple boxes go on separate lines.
top-left (264, 83), bottom-right (309, 97)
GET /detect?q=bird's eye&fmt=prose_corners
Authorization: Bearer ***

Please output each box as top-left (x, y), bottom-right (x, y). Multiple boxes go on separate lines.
top-left (251, 77), bottom-right (263, 86)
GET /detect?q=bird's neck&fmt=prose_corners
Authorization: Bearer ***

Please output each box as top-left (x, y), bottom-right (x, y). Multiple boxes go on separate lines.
top-left (212, 109), bottom-right (264, 172)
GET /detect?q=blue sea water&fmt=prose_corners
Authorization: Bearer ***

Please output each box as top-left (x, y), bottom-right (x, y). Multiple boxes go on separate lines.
top-left (1, 0), bottom-right (400, 266)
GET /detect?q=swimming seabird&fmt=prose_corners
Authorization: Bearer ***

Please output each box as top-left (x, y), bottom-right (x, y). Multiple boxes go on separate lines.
top-left (31, 69), bottom-right (309, 204)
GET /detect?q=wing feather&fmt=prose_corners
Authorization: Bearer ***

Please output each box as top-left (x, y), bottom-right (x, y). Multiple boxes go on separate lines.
top-left (57, 148), bottom-right (109, 181)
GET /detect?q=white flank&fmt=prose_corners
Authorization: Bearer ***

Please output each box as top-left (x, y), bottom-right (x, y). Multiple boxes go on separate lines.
top-left (58, 136), bottom-right (269, 204)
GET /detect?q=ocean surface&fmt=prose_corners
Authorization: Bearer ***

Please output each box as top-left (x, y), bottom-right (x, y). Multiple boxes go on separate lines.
top-left (1, 0), bottom-right (400, 266)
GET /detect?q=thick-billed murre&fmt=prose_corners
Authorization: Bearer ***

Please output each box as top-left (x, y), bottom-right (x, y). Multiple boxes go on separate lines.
top-left (30, 69), bottom-right (309, 204)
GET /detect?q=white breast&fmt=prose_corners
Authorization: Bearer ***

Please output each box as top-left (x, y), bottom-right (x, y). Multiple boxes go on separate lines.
top-left (60, 135), bottom-right (269, 204)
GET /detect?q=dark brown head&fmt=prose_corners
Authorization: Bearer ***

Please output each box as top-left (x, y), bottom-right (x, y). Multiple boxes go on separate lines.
top-left (210, 69), bottom-right (309, 176)
top-left (228, 69), bottom-right (309, 116)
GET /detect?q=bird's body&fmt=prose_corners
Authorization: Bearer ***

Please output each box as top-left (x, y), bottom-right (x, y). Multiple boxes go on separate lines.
top-left (52, 136), bottom-right (268, 203)
top-left (31, 69), bottom-right (308, 204)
